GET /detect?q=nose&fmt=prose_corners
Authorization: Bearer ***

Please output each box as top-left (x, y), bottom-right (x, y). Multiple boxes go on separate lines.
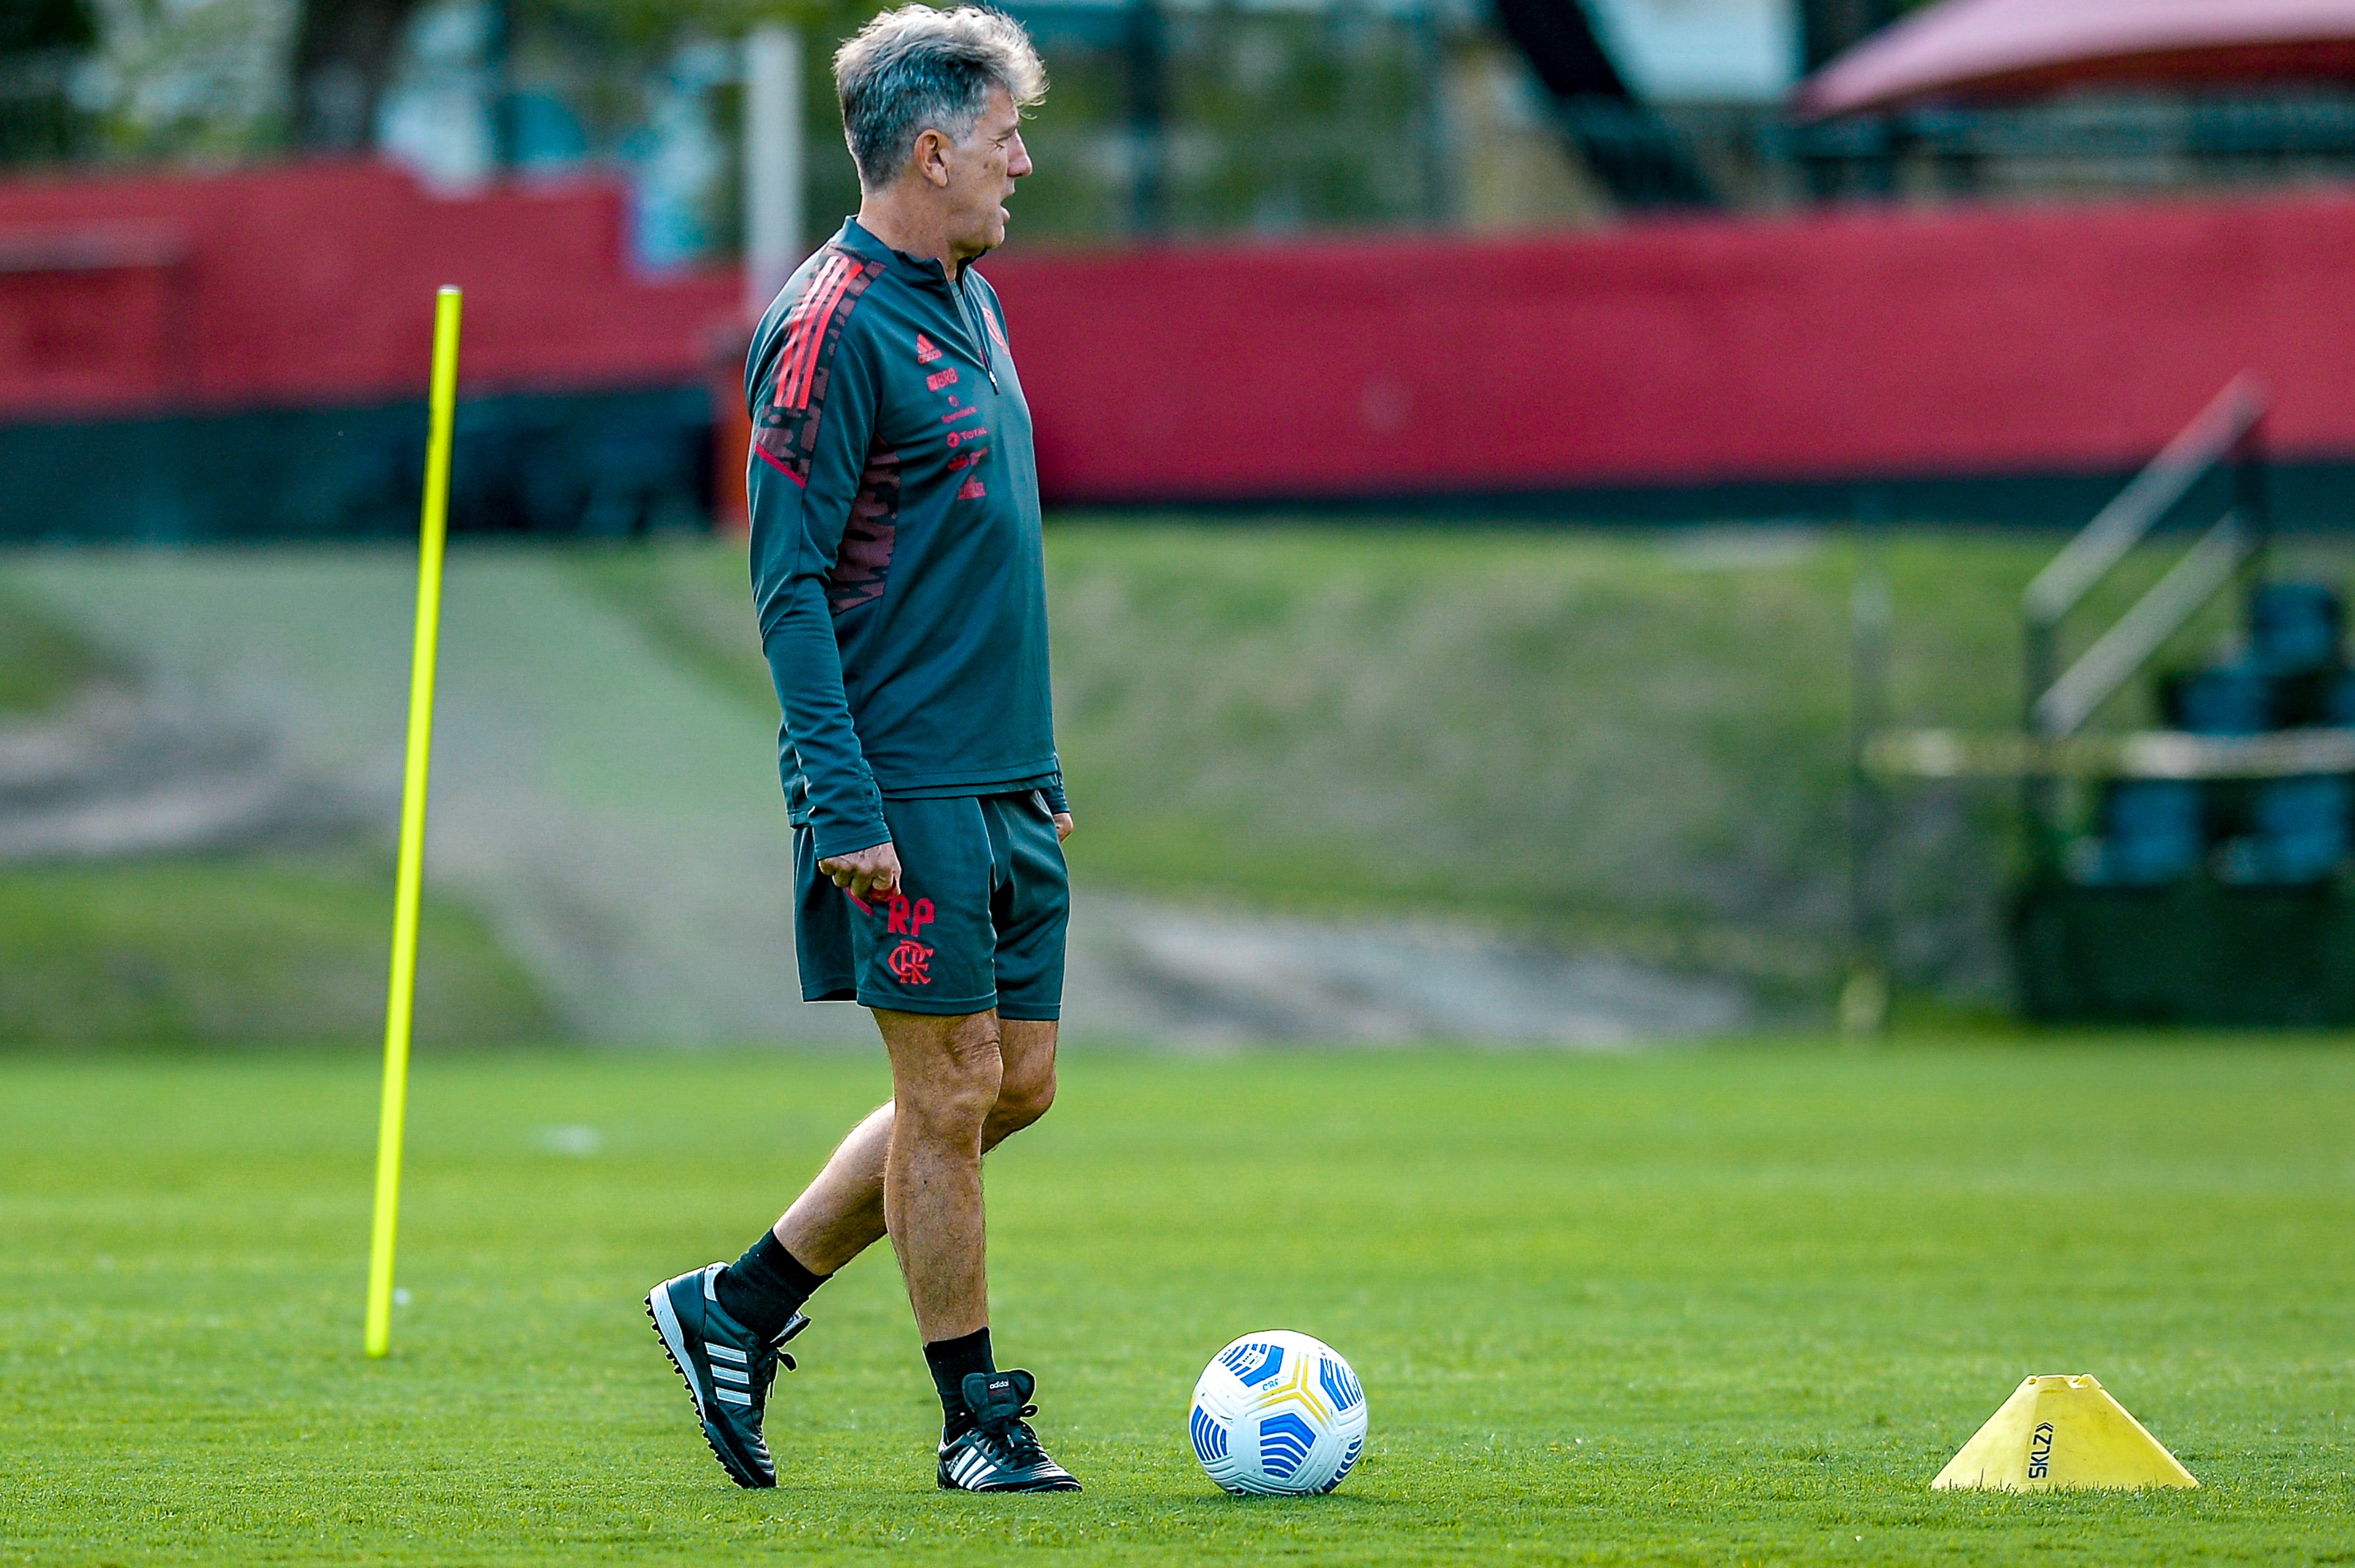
top-left (1007, 132), bottom-right (1033, 179)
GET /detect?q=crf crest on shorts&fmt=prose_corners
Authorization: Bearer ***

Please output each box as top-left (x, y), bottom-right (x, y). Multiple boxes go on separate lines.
top-left (792, 792), bottom-right (1069, 1020)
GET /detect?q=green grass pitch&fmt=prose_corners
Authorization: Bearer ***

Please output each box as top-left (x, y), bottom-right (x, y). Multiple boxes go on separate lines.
top-left (4, 1041), bottom-right (2351, 1565)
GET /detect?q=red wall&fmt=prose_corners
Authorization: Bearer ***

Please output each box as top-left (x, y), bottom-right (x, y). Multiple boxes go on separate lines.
top-left (6, 162), bottom-right (2355, 503)
top-left (984, 194), bottom-right (2355, 502)
top-left (0, 161), bottom-right (737, 420)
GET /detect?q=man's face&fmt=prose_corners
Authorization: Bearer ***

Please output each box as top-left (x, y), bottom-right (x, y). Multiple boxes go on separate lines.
top-left (939, 86), bottom-right (1031, 262)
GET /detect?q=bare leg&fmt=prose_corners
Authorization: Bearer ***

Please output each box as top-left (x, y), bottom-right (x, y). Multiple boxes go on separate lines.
top-left (876, 1009), bottom-right (997, 1339)
top-left (775, 1102), bottom-right (893, 1274)
top-left (773, 1015), bottom-right (1058, 1282)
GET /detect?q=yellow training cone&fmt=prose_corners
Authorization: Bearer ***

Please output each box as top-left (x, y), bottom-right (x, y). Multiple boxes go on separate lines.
top-left (1932, 1374), bottom-right (2197, 1491)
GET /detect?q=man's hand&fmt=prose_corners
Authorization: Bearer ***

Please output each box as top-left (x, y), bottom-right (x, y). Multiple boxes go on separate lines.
top-left (818, 840), bottom-right (903, 900)
top-left (1052, 813), bottom-right (1073, 844)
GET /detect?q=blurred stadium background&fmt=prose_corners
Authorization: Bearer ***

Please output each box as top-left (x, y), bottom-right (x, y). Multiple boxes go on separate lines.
top-left (9, 2), bottom-right (2355, 1561)
top-left (13, 0), bottom-right (2355, 1043)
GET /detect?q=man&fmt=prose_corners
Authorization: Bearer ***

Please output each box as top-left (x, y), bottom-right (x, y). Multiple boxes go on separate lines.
top-left (645, 5), bottom-right (1079, 1496)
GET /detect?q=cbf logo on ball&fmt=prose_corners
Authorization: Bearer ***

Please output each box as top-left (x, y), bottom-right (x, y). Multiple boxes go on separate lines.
top-left (1190, 1330), bottom-right (1367, 1495)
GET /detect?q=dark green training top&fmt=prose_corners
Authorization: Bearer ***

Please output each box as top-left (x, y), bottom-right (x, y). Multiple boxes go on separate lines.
top-left (746, 218), bottom-right (1065, 860)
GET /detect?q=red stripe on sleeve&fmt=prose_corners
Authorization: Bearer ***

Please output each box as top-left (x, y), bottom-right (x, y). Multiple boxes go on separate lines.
top-left (777, 262), bottom-right (843, 409)
top-left (770, 266), bottom-right (814, 408)
top-left (752, 440), bottom-right (808, 487)
top-left (774, 258), bottom-right (845, 409)
top-left (786, 264), bottom-right (858, 410)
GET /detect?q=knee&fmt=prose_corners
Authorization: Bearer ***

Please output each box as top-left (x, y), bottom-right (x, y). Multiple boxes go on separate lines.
top-left (903, 1023), bottom-right (1003, 1139)
top-left (989, 1060), bottom-right (1056, 1142)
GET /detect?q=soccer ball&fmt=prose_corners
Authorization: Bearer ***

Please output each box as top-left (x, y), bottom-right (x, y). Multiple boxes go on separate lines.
top-left (1188, 1330), bottom-right (1368, 1495)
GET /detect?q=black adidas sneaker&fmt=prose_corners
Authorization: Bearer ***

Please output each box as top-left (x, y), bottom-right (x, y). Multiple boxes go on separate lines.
top-left (937, 1369), bottom-right (1082, 1493)
top-left (645, 1262), bottom-right (810, 1489)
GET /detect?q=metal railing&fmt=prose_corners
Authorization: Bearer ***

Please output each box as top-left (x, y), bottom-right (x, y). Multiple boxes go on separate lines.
top-left (1869, 724), bottom-right (2355, 782)
top-left (1861, 376), bottom-right (2289, 795)
top-left (2023, 375), bottom-right (2268, 741)
top-left (2009, 375), bottom-right (2270, 839)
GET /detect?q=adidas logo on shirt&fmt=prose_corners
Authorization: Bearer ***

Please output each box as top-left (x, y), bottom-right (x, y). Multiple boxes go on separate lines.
top-left (915, 333), bottom-right (942, 364)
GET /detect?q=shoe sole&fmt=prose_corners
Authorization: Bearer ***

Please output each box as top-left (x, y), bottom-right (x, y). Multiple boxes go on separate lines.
top-left (939, 1477), bottom-right (1084, 1493)
top-left (645, 1287), bottom-right (774, 1490)
top-left (937, 1462), bottom-right (1082, 1493)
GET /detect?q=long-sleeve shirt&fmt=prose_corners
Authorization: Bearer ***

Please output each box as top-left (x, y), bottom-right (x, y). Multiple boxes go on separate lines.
top-left (746, 218), bottom-right (1065, 859)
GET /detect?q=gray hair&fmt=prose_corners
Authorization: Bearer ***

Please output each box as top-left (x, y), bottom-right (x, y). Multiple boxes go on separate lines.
top-left (833, 6), bottom-right (1046, 189)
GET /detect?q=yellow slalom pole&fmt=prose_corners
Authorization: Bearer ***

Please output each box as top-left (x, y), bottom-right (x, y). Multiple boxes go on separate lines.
top-left (366, 286), bottom-right (462, 1359)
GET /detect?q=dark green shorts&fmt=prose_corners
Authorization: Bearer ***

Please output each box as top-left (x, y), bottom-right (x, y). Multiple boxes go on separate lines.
top-left (794, 791), bottom-right (1069, 1020)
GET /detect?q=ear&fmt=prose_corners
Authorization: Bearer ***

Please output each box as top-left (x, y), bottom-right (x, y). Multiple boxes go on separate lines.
top-left (910, 126), bottom-right (954, 190)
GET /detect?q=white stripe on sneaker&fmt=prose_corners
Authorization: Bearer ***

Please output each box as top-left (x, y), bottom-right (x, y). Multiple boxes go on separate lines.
top-left (707, 1344), bottom-right (748, 1365)
top-left (713, 1386), bottom-right (752, 1406)
top-left (646, 1286), bottom-right (706, 1422)
top-left (712, 1365), bottom-right (750, 1385)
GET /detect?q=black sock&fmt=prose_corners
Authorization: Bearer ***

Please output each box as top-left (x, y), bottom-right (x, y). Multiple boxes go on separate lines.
top-left (713, 1231), bottom-right (827, 1339)
top-left (924, 1327), bottom-right (994, 1442)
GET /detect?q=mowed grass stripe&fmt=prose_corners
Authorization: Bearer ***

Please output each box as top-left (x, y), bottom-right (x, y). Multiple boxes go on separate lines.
top-left (2, 1043), bottom-right (2350, 1565)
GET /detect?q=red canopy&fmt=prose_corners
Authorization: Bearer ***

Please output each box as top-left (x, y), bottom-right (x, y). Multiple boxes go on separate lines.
top-left (1798, 0), bottom-right (2355, 118)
